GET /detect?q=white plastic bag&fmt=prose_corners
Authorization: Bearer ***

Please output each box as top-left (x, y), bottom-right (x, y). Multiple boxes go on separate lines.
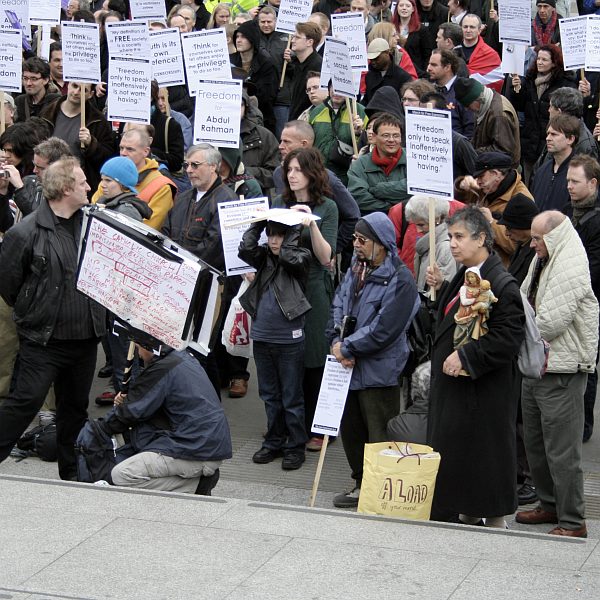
top-left (222, 279), bottom-right (253, 357)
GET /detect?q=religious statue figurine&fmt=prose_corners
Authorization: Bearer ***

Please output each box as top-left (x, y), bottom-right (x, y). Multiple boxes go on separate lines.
top-left (453, 268), bottom-right (498, 375)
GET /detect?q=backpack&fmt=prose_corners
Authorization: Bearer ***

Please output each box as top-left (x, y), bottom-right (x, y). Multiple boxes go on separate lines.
top-left (495, 273), bottom-right (549, 379)
top-left (75, 419), bottom-right (134, 484)
top-left (16, 423), bottom-right (57, 462)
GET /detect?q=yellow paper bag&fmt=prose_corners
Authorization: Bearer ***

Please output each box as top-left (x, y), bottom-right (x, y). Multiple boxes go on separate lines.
top-left (357, 441), bottom-right (441, 520)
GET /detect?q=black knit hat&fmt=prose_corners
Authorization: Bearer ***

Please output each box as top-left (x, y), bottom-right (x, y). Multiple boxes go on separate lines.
top-left (536, 0), bottom-right (556, 7)
top-left (355, 218), bottom-right (384, 246)
top-left (497, 194), bottom-right (540, 230)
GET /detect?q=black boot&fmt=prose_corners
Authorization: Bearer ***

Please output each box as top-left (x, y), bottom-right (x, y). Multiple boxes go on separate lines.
top-left (194, 469), bottom-right (220, 496)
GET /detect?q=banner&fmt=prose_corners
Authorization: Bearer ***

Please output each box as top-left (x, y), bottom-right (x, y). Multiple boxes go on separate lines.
top-left (107, 56), bottom-right (151, 124)
top-left (106, 20), bottom-right (150, 58)
top-left (559, 16), bottom-right (587, 71)
top-left (62, 21), bottom-right (101, 83)
top-left (331, 12), bottom-right (368, 71)
top-left (498, 0), bottom-right (531, 45)
top-left (150, 27), bottom-right (186, 87)
top-left (275, 0), bottom-right (313, 34)
top-left (129, 0), bottom-right (167, 21)
top-left (405, 107), bottom-right (454, 199)
top-left (0, 29), bottom-right (21, 93)
top-left (29, 0), bottom-right (60, 25)
top-left (182, 29), bottom-right (230, 96)
top-left (193, 78), bottom-right (242, 147)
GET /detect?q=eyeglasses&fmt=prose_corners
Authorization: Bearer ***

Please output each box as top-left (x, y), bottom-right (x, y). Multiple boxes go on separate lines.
top-left (306, 85), bottom-right (321, 93)
top-left (291, 34), bottom-right (307, 40)
top-left (23, 76), bottom-right (43, 82)
top-left (378, 133), bottom-right (401, 140)
top-left (401, 96), bottom-right (419, 103)
top-left (183, 161), bottom-right (207, 170)
top-left (352, 233), bottom-right (369, 245)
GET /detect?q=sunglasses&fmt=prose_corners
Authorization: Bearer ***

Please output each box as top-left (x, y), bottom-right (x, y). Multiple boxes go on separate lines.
top-left (183, 161), bottom-right (207, 170)
top-left (352, 233), bottom-right (369, 245)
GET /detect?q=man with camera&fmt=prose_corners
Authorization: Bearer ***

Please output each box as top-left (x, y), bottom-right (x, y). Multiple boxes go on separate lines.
top-left (327, 212), bottom-right (419, 508)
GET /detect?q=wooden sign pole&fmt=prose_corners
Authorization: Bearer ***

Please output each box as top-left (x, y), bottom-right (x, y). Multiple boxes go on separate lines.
top-left (308, 434), bottom-right (330, 507)
top-left (279, 35), bottom-right (292, 89)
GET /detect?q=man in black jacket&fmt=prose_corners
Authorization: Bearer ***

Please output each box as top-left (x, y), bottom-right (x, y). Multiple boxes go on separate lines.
top-left (0, 158), bottom-right (105, 480)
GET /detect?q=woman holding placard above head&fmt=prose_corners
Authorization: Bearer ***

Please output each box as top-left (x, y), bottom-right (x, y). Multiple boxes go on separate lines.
top-left (207, 3), bottom-right (232, 28)
top-left (392, 0), bottom-right (430, 76)
top-left (509, 44), bottom-right (576, 185)
top-left (272, 148), bottom-right (339, 453)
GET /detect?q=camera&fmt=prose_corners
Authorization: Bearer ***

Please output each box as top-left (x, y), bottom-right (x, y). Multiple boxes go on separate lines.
top-left (0, 169), bottom-right (10, 179)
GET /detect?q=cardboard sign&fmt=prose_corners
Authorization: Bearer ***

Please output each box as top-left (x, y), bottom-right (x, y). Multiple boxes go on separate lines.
top-left (501, 43), bottom-right (527, 75)
top-left (560, 16), bottom-right (587, 71)
top-left (498, 0), bottom-right (531, 45)
top-left (106, 20), bottom-right (150, 58)
top-left (107, 56), bottom-right (151, 124)
top-left (405, 107), bottom-right (454, 199)
top-left (181, 29), bottom-right (231, 96)
top-left (331, 12), bottom-right (368, 71)
top-left (129, 0), bottom-right (167, 21)
top-left (150, 27), bottom-right (186, 87)
top-left (29, 0), bottom-right (61, 25)
top-left (62, 21), bottom-right (101, 83)
top-left (276, 0), bottom-right (313, 34)
top-left (0, 29), bottom-right (22, 93)
top-left (193, 78), bottom-right (242, 147)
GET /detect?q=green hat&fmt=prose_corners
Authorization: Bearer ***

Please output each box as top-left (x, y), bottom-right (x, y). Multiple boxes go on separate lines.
top-left (454, 77), bottom-right (485, 107)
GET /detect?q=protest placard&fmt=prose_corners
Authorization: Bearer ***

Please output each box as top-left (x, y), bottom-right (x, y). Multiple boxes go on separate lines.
top-left (275, 0), bottom-right (313, 34)
top-left (193, 78), bottom-right (242, 147)
top-left (501, 43), bottom-right (527, 75)
top-left (560, 16), bottom-right (587, 71)
top-left (62, 21), bottom-right (101, 83)
top-left (405, 106), bottom-right (453, 199)
top-left (0, 29), bottom-right (21, 93)
top-left (39, 24), bottom-right (51, 60)
top-left (150, 27), bottom-right (186, 87)
top-left (0, 0), bottom-right (30, 38)
top-left (587, 15), bottom-right (600, 72)
top-left (181, 29), bottom-right (231, 95)
top-left (129, 0), bottom-right (167, 21)
top-left (106, 20), bottom-right (150, 58)
top-left (107, 56), bottom-right (151, 124)
top-left (218, 196), bottom-right (270, 276)
top-left (327, 38), bottom-right (355, 98)
top-left (320, 37), bottom-right (361, 96)
top-left (331, 12), bottom-right (368, 71)
top-left (498, 0), bottom-right (531, 45)
top-left (29, 0), bottom-right (60, 25)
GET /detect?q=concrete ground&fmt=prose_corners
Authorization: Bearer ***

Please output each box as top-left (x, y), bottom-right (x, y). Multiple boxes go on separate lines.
top-left (1, 356), bottom-right (599, 598)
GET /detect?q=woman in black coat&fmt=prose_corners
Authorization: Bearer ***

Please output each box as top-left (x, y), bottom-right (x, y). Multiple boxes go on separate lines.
top-left (509, 44), bottom-right (576, 183)
top-left (426, 207), bottom-right (525, 528)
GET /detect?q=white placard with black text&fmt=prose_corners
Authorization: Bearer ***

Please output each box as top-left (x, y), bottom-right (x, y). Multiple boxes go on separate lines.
top-left (0, 29), bottom-right (22, 93)
top-left (0, 0), bottom-right (30, 38)
top-left (587, 15), bottom-right (600, 72)
top-left (29, 0), bottom-right (61, 25)
top-left (150, 27), bottom-right (186, 87)
top-left (560, 16), bottom-right (587, 71)
top-left (107, 56), bottom-right (151, 124)
top-left (501, 43), bottom-right (527, 75)
top-left (182, 29), bottom-right (231, 96)
top-left (331, 12), bottom-right (368, 71)
top-left (106, 21), bottom-right (150, 58)
top-left (498, 0), bottom-right (531, 45)
top-left (129, 0), bottom-right (167, 21)
top-left (62, 21), bottom-right (101, 83)
top-left (275, 0), bottom-right (313, 34)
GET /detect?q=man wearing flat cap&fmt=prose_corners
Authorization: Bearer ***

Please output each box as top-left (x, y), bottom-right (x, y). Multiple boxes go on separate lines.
top-left (454, 77), bottom-right (520, 167)
top-left (456, 151), bottom-right (535, 264)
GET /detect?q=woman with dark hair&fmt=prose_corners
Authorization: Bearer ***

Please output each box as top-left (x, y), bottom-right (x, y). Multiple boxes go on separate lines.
top-left (392, 0), bottom-right (430, 76)
top-left (509, 44), bottom-right (576, 183)
top-left (425, 206), bottom-right (525, 528)
top-left (273, 148), bottom-right (339, 452)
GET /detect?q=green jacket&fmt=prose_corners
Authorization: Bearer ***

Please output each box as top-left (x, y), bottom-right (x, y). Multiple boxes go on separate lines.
top-left (347, 150), bottom-right (410, 215)
top-left (308, 99), bottom-right (367, 184)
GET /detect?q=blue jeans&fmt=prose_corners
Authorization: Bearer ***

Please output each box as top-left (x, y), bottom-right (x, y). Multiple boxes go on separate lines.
top-left (253, 340), bottom-right (307, 452)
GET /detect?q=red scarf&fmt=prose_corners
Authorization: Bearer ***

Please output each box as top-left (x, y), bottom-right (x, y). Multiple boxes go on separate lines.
top-left (533, 12), bottom-right (557, 47)
top-left (371, 146), bottom-right (403, 176)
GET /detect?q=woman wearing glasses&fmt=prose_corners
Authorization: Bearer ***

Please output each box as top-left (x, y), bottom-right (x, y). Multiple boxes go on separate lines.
top-left (273, 148), bottom-right (338, 453)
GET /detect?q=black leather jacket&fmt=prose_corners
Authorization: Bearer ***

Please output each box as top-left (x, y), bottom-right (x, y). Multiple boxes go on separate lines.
top-left (237, 222), bottom-right (312, 321)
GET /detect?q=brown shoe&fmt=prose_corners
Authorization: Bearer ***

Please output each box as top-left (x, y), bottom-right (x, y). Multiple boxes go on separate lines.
top-left (229, 378), bottom-right (248, 398)
top-left (515, 506), bottom-right (558, 525)
top-left (549, 525), bottom-right (587, 538)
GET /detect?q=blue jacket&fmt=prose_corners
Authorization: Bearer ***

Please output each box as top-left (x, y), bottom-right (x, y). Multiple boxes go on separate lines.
top-left (103, 350), bottom-right (232, 461)
top-left (327, 212), bottom-right (419, 390)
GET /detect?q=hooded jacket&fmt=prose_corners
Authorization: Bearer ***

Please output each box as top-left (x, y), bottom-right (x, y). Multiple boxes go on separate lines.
top-left (362, 63), bottom-right (412, 107)
top-left (219, 146), bottom-right (263, 199)
top-left (96, 191), bottom-right (153, 222)
top-left (327, 212), bottom-right (419, 389)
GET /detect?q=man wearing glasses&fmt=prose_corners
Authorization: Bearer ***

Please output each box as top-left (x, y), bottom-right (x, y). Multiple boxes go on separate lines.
top-left (347, 113), bottom-right (410, 215)
top-left (15, 57), bottom-right (61, 122)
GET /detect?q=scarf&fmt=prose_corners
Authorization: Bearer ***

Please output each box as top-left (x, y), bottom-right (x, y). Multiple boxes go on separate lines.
top-left (534, 71), bottom-right (553, 100)
top-left (351, 259), bottom-right (374, 300)
top-left (476, 87), bottom-right (494, 125)
top-left (572, 193), bottom-right (598, 227)
top-left (533, 12), bottom-right (558, 46)
top-left (527, 256), bottom-right (548, 309)
top-left (371, 146), bottom-right (402, 176)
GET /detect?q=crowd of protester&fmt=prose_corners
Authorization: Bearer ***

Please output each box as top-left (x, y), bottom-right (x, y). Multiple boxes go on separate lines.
top-left (0, 0), bottom-right (599, 535)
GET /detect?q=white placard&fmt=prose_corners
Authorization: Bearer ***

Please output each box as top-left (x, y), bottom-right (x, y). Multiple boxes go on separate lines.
top-left (311, 355), bottom-right (352, 436)
top-left (320, 37), bottom-right (355, 98)
top-left (39, 24), bottom-right (52, 61)
top-left (29, 0), bottom-right (60, 25)
top-left (107, 56), bottom-right (151, 124)
top-left (62, 21), bottom-right (101, 83)
top-left (0, 29), bottom-right (22, 93)
top-left (405, 107), bottom-right (454, 199)
top-left (320, 40), bottom-right (362, 94)
top-left (150, 28), bottom-right (186, 87)
top-left (181, 29), bottom-right (231, 96)
top-left (560, 16), bottom-right (587, 71)
top-left (498, 0), bottom-right (531, 45)
top-left (218, 197), bottom-right (270, 276)
top-left (0, 0), bottom-right (30, 38)
top-left (587, 16), bottom-right (600, 72)
top-left (275, 0), bottom-right (313, 34)
top-left (129, 0), bottom-right (167, 21)
top-left (77, 215), bottom-right (202, 350)
top-left (193, 78), bottom-right (242, 147)
top-left (331, 12), bottom-right (368, 71)
top-left (106, 20), bottom-right (150, 58)
top-left (501, 43), bottom-right (527, 75)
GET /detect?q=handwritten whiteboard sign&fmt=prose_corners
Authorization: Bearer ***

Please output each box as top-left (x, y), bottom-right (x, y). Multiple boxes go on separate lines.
top-left (77, 212), bottom-right (202, 350)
